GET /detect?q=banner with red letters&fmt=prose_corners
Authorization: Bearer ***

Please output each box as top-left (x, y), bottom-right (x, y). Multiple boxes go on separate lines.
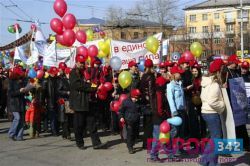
top-left (111, 33), bottom-right (162, 70)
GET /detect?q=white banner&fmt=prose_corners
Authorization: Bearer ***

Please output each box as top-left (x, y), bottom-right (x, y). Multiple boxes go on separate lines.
top-left (162, 39), bottom-right (169, 56)
top-left (43, 41), bottom-right (76, 68)
top-left (111, 33), bottom-right (162, 70)
top-left (26, 41), bottom-right (39, 65)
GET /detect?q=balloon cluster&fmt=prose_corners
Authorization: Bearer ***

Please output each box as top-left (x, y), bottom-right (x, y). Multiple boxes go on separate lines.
top-left (8, 24), bottom-right (22, 34)
top-left (92, 26), bottom-right (106, 39)
top-left (159, 121), bottom-right (170, 144)
top-left (51, 0), bottom-right (87, 47)
top-left (110, 94), bottom-right (128, 113)
top-left (97, 82), bottom-right (113, 100)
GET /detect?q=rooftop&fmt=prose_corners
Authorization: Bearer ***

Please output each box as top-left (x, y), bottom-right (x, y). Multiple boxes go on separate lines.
top-left (184, 0), bottom-right (250, 10)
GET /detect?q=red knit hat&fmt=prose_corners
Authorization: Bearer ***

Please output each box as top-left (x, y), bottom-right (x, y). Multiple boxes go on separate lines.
top-left (209, 60), bottom-right (222, 73)
top-left (128, 60), bottom-right (137, 68)
top-left (170, 66), bottom-right (184, 74)
top-left (48, 67), bottom-right (58, 75)
top-left (130, 89), bottom-right (141, 98)
top-left (227, 55), bottom-right (240, 65)
top-left (75, 54), bottom-right (86, 63)
top-left (158, 62), bottom-right (165, 68)
top-left (178, 57), bottom-right (188, 65)
top-left (189, 60), bottom-right (198, 67)
top-left (144, 59), bottom-right (153, 68)
top-left (59, 62), bottom-right (67, 70)
top-left (156, 76), bottom-right (168, 87)
top-left (241, 61), bottom-right (249, 69)
top-left (64, 67), bottom-right (72, 74)
top-left (165, 60), bottom-right (174, 67)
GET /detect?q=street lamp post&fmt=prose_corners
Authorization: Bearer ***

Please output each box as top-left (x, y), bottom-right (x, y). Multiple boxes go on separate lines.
top-left (240, 0), bottom-right (244, 60)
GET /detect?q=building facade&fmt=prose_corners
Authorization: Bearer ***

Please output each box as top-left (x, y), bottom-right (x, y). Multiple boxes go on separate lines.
top-left (183, 0), bottom-right (250, 59)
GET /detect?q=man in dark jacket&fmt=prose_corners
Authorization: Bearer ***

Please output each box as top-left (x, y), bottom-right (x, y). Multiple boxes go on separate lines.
top-left (119, 89), bottom-right (141, 154)
top-left (43, 67), bottom-right (59, 136)
top-left (69, 54), bottom-right (106, 150)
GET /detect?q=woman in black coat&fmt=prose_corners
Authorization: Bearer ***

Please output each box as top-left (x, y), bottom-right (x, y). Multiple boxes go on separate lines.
top-left (8, 67), bottom-right (27, 141)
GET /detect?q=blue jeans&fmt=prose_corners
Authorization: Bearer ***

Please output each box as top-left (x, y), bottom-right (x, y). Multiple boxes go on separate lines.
top-left (201, 113), bottom-right (222, 166)
top-left (8, 112), bottom-right (24, 140)
top-left (150, 124), bottom-right (178, 159)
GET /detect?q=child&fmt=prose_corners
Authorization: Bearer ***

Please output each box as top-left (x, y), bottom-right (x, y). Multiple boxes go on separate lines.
top-left (119, 89), bottom-right (141, 154)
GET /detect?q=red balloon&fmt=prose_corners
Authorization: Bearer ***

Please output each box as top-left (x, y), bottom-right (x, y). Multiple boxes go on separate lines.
top-left (103, 82), bottom-right (113, 91)
top-left (62, 13), bottom-right (76, 29)
top-left (53, 0), bottom-right (67, 17)
top-left (9, 51), bottom-right (15, 58)
top-left (63, 29), bottom-right (76, 46)
top-left (37, 70), bottom-right (44, 79)
top-left (56, 34), bottom-right (66, 45)
top-left (88, 45), bottom-right (98, 57)
top-left (182, 51), bottom-right (195, 62)
top-left (97, 91), bottom-right (108, 100)
top-left (160, 121), bottom-right (170, 133)
top-left (14, 23), bottom-right (20, 30)
top-left (110, 101), bottom-right (121, 112)
top-left (76, 30), bottom-right (87, 44)
top-left (50, 18), bottom-right (63, 35)
top-left (99, 31), bottom-right (105, 38)
top-left (77, 46), bottom-right (88, 56)
top-left (119, 94), bottom-right (128, 103)
top-left (30, 24), bottom-right (37, 31)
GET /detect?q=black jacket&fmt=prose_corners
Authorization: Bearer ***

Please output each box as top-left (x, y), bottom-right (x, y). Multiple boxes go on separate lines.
top-left (181, 70), bottom-right (193, 97)
top-left (119, 98), bottom-right (141, 124)
top-left (69, 68), bottom-right (95, 112)
top-left (7, 79), bottom-right (26, 113)
top-left (43, 76), bottom-right (59, 110)
top-left (57, 76), bottom-right (70, 100)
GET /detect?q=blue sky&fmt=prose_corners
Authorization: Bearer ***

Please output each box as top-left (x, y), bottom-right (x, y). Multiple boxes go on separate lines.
top-left (0, 0), bottom-right (204, 46)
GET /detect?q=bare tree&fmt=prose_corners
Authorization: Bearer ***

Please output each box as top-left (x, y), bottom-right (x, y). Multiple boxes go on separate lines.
top-left (105, 6), bottom-right (126, 24)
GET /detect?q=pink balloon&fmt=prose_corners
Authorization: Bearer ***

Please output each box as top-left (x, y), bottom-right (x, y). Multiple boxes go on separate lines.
top-left (37, 70), bottom-right (44, 79)
top-left (77, 46), bottom-right (88, 57)
top-left (182, 51), bottom-right (195, 62)
top-left (119, 94), bottom-right (128, 103)
top-left (30, 24), bottom-right (37, 31)
top-left (99, 31), bottom-right (105, 38)
top-left (53, 0), bottom-right (67, 17)
top-left (103, 82), bottom-right (113, 91)
top-left (160, 121), bottom-right (170, 133)
top-left (63, 29), bottom-right (76, 46)
top-left (76, 30), bottom-right (87, 44)
top-left (50, 18), bottom-right (63, 35)
top-left (62, 13), bottom-right (76, 29)
top-left (88, 45), bottom-right (98, 57)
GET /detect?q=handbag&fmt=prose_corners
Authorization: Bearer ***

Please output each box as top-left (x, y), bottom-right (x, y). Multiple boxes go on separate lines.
top-left (65, 101), bottom-right (74, 114)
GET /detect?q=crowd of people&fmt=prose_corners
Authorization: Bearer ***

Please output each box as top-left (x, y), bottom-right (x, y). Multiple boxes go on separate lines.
top-left (0, 54), bottom-right (249, 165)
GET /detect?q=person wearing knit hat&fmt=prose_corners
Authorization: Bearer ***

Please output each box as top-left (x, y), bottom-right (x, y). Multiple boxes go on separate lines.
top-left (157, 62), bottom-right (166, 78)
top-left (140, 58), bottom-right (155, 149)
top-left (8, 66), bottom-right (27, 141)
top-left (119, 89), bottom-right (141, 154)
top-left (69, 53), bottom-right (107, 150)
top-left (167, 66), bottom-right (188, 150)
top-left (127, 60), bottom-right (140, 92)
top-left (149, 75), bottom-right (171, 162)
top-left (241, 61), bottom-right (250, 82)
top-left (200, 60), bottom-right (225, 165)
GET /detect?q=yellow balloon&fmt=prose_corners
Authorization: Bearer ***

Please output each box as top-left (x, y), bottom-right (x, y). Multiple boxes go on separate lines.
top-left (44, 72), bottom-right (49, 78)
top-left (159, 132), bottom-right (170, 144)
top-left (86, 29), bottom-right (94, 41)
top-left (118, 71), bottom-right (132, 89)
top-left (98, 50), bottom-right (106, 58)
top-left (146, 36), bottom-right (159, 55)
top-left (190, 42), bottom-right (203, 58)
top-left (98, 40), bottom-right (110, 56)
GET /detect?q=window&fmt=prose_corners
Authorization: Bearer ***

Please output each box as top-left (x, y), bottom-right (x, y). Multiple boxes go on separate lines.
top-left (226, 37), bottom-right (234, 44)
top-left (226, 24), bottom-right (234, 32)
top-left (189, 27), bottom-right (196, 33)
top-left (143, 32), bottom-right (147, 37)
top-left (202, 14), bottom-right (208, 21)
top-left (153, 32), bottom-right (157, 35)
top-left (240, 22), bottom-right (248, 31)
top-left (203, 39), bottom-right (208, 44)
top-left (134, 32), bottom-right (139, 39)
top-left (202, 50), bottom-right (209, 58)
top-left (121, 32), bottom-right (126, 39)
top-left (190, 39), bottom-right (196, 43)
top-left (214, 25), bottom-right (220, 32)
top-left (237, 9), bottom-right (249, 19)
top-left (214, 38), bottom-right (221, 44)
top-left (202, 26), bottom-right (209, 33)
top-left (214, 50), bottom-right (221, 55)
top-left (214, 13), bottom-right (220, 19)
top-left (190, 15), bottom-right (196, 22)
